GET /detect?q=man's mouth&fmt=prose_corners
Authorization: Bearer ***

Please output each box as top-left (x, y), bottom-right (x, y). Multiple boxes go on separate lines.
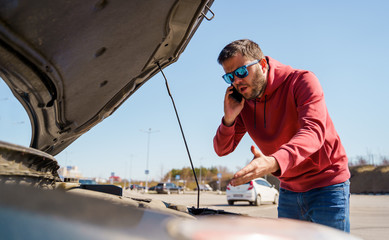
top-left (239, 86), bottom-right (248, 94)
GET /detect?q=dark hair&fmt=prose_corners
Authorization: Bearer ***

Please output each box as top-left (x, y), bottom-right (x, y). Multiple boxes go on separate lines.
top-left (217, 39), bottom-right (265, 64)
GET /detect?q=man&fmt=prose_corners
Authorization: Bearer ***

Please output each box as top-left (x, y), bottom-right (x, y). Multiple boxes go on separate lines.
top-left (213, 39), bottom-right (350, 232)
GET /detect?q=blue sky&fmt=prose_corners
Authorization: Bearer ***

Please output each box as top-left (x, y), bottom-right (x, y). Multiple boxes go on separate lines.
top-left (1, 0), bottom-right (388, 182)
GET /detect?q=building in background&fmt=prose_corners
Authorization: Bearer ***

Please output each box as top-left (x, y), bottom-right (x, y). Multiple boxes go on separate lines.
top-left (58, 166), bottom-right (82, 182)
top-left (109, 172), bottom-right (122, 183)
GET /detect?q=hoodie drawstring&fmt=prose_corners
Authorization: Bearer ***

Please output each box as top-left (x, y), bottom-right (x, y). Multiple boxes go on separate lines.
top-left (254, 100), bottom-right (257, 129)
top-left (254, 95), bottom-right (267, 129)
top-left (264, 95), bottom-right (267, 129)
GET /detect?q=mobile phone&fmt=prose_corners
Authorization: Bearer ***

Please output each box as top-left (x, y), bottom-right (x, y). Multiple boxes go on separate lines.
top-left (230, 85), bottom-right (243, 102)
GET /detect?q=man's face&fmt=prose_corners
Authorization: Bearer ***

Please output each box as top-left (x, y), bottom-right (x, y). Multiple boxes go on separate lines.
top-left (222, 53), bottom-right (267, 100)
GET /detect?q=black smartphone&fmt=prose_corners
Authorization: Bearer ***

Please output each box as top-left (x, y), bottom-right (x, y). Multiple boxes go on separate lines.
top-left (230, 85), bottom-right (243, 102)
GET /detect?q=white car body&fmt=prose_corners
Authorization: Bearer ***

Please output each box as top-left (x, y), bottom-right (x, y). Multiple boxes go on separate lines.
top-left (226, 178), bottom-right (279, 206)
top-left (198, 184), bottom-right (213, 191)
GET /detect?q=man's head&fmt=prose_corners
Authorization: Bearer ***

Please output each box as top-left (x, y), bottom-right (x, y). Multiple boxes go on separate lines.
top-left (217, 39), bottom-right (265, 65)
top-left (218, 39), bottom-right (268, 100)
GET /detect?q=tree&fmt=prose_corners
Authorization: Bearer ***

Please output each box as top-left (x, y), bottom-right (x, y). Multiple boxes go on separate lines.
top-left (163, 166), bottom-right (234, 184)
top-left (356, 156), bottom-right (368, 166)
top-left (381, 156), bottom-right (389, 166)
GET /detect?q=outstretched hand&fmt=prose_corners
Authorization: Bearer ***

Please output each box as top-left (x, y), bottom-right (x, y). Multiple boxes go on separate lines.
top-left (230, 145), bottom-right (280, 186)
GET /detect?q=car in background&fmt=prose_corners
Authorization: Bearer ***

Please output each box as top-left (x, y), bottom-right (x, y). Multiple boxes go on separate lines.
top-left (79, 179), bottom-right (97, 185)
top-left (129, 184), bottom-right (145, 191)
top-left (226, 178), bottom-right (279, 206)
top-left (156, 182), bottom-right (183, 194)
top-left (195, 184), bottom-right (213, 191)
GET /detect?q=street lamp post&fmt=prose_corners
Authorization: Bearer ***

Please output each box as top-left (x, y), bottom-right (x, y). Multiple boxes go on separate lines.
top-left (141, 128), bottom-right (159, 193)
top-left (129, 154), bottom-right (133, 187)
top-left (199, 157), bottom-right (203, 185)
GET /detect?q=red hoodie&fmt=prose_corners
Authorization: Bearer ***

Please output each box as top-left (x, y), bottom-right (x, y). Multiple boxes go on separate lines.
top-left (213, 56), bottom-right (350, 192)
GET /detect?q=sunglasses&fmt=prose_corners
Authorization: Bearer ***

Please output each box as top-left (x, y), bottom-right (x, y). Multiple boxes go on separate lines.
top-left (222, 59), bottom-right (260, 84)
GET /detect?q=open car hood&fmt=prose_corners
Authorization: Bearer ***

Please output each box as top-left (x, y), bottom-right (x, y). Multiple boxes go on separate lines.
top-left (0, 0), bottom-right (214, 155)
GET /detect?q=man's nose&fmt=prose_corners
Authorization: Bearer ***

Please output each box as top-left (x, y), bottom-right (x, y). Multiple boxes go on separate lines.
top-left (233, 76), bottom-right (244, 84)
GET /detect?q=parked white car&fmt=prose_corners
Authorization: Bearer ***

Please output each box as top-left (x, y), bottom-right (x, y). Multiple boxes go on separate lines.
top-left (195, 184), bottom-right (213, 191)
top-left (226, 178), bottom-right (279, 206)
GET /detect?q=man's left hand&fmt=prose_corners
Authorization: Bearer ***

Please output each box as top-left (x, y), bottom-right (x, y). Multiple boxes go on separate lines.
top-left (230, 145), bottom-right (280, 186)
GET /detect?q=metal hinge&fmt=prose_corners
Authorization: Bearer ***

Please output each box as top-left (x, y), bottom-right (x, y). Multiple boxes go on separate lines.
top-left (201, 4), bottom-right (215, 21)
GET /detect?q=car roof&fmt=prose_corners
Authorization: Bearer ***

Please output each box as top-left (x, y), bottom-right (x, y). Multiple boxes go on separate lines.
top-left (0, 1), bottom-right (214, 156)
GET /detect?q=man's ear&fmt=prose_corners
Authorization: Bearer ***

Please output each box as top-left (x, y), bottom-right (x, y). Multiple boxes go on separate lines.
top-left (260, 58), bottom-right (267, 73)
top-left (260, 58), bottom-right (267, 69)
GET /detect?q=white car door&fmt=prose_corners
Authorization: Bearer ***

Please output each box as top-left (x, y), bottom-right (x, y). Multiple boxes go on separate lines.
top-left (254, 179), bottom-right (274, 202)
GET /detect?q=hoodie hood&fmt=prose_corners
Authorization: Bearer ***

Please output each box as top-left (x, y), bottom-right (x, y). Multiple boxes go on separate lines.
top-left (245, 56), bottom-right (295, 129)
top-left (259, 56), bottom-right (294, 101)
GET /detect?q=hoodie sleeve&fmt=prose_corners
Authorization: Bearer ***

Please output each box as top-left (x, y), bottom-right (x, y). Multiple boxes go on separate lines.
top-left (213, 116), bottom-right (247, 156)
top-left (271, 71), bottom-right (327, 177)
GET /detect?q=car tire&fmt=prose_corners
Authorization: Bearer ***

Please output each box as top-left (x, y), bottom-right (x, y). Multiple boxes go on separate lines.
top-left (273, 194), bottom-right (279, 205)
top-left (254, 195), bottom-right (261, 206)
top-left (228, 200), bottom-right (234, 206)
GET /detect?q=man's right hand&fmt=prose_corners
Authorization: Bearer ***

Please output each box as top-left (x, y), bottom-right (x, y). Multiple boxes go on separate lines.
top-left (223, 85), bottom-right (245, 126)
top-left (230, 145), bottom-right (280, 186)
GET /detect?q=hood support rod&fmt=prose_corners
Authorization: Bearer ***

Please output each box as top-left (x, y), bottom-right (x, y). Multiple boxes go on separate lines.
top-left (157, 62), bottom-right (200, 209)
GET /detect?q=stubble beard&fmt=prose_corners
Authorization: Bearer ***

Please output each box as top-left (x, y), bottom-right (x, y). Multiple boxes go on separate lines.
top-left (245, 71), bottom-right (267, 100)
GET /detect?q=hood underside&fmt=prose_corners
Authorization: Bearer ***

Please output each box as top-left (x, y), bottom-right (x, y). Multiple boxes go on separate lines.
top-left (0, 0), bottom-right (213, 155)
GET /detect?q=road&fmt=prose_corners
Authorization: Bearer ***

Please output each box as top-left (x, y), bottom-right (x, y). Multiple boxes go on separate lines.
top-left (131, 191), bottom-right (389, 240)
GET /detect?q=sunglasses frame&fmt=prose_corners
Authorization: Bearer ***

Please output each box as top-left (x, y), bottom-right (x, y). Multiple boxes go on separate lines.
top-left (222, 59), bottom-right (260, 84)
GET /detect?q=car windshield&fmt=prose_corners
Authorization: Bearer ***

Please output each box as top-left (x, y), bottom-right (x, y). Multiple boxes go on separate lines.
top-left (255, 180), bottom-right (271, 187)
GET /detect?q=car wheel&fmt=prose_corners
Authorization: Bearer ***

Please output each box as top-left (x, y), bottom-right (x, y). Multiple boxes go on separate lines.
top-left (254, 195), bottom-right (261, 206)
top-left (273, 194), bottom-right (279, 205)
top-left (228, 200), bottom-right (234, 206)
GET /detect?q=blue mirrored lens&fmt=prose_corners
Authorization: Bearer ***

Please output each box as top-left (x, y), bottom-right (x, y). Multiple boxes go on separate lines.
top-left (223, 73), bottom-right (234, 84)
top-left (234, 66), bottom-right (248, 78)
